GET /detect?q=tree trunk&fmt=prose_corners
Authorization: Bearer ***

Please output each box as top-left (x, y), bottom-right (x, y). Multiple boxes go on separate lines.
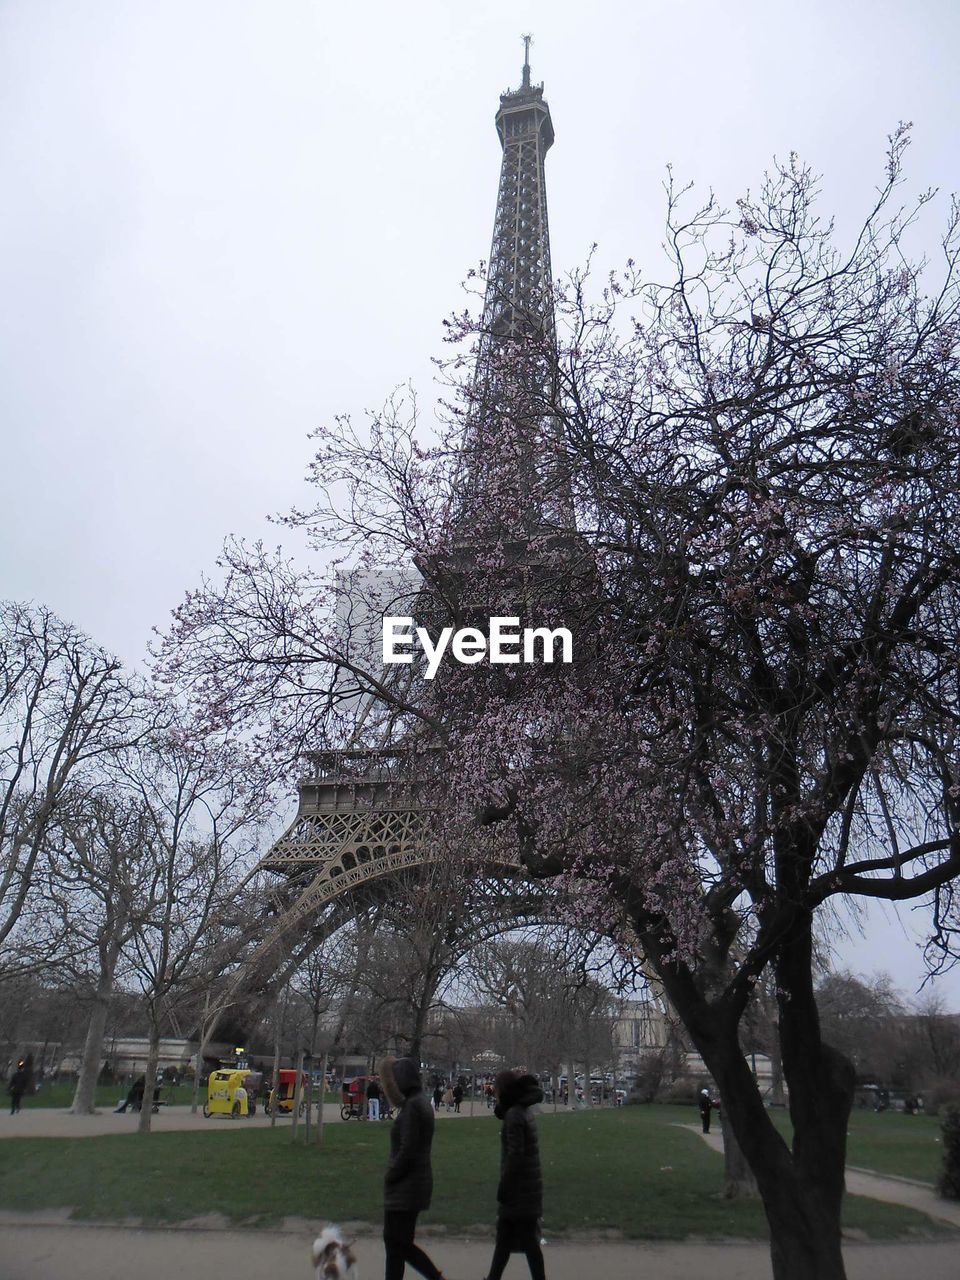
top-left (70, 947), bottom-right (120, 1116)
top-left (650, 924), bottom-right (853, 1279)
top-left (408, 974), bottom-right (438, 1063)
top-left (770, 1046), bottom-right (786, 1106)
top-left (316, 1051), bottom-right (328, 1145)
top-left (711, 1033), bottom-right (849, 1279)
top-left (720, 1108), bottom-right (758, 1198)
top-left (70, 972), bottom-right (115, 1114)
top-left (137, 1021), bottom-right (162, 1135)
top-left (290, 1050), bottom-right (304, 1142)
top-left (769, 917), bottom-right (854, 1280)
top-left (191, 989), bottom-right (211, 1115)
top-left (270, 1002), bottom-right (282, 1129)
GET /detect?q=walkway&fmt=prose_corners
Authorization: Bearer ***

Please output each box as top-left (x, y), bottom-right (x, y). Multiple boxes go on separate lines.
top-left (680, 1122), bottom-right (960, 1228)
top-left (0, 1101), bottom-right (486, 1139)
top-left (1, 1217), bottom-right (958, 1280)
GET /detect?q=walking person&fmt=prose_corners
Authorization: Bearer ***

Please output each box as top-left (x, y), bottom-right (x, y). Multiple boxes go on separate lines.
top-left (698, 1087), bottom-right (713, 1134)
top-left (432, 1083), bottom-right (443, 1111)
top-left (379, 1056), bottom-right (449, 1280)
top-left (367, 1074), bottom-right (382, 1121)
top-left (452, 1082), bottom-right (463, 1113)
top-left (483, 1070), bottom-right (546, 1280)
top-left (7, 1061), bottom-right (28, 1115)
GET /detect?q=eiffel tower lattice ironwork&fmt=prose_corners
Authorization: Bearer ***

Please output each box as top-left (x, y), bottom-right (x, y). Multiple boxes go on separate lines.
top-left (238, 46), bottom-right (567, 979)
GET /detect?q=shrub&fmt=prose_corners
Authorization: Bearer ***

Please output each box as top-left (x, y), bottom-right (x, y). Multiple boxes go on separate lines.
top-left (921, 1078), bottom-right (960, 1117)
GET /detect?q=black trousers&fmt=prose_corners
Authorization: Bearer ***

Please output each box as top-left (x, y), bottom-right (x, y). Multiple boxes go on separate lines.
top-left (383, 1209), bottom-right (443, 1280)
top-left (486, 1216), bottom-right (545, 1280)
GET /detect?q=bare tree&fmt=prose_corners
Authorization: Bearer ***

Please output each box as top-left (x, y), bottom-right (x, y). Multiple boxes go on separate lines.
top-left (41, 790), bottom-right (162, 1112)
top-left (469, 933), bottom-right (617, 1089)
top-left (906, 990), bottom-right (960, 1086)
top-left (122, 730), bottom-right (269, 1133)
top-left (0, 602), bottom-right (144, 962)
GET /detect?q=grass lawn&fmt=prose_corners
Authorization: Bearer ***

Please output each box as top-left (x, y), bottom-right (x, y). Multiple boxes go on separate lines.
top-left (753, 1102), bottom-right (945, 1186)
top-left (0, 1105), bottom-right (951, 1239)
top-left (25, 1083), bottom-right (198, 1109)
top-left (844, 1108), bottom-right (945, 1184)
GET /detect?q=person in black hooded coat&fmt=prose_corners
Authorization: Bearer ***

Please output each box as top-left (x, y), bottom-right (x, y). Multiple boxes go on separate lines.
top-left (484, 1070), bottom-right (546, 1280)
top-left (379, 1056), bottom-right (447, 1280)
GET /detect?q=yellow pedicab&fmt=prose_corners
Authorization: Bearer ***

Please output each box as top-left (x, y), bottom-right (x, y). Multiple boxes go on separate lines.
top-left (203, 1068), bottom-right (251, 1119)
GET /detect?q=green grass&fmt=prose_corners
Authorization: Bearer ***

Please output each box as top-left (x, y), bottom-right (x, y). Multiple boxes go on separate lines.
top-left (0, 1105), bottom-right (951, 1239)
top-left (25, 1083), bottom-right (198, 1109)
top-left (748, 1103), bottom-right (944, 1186)
top-left (843, 1109), bottom-right (944, 1185)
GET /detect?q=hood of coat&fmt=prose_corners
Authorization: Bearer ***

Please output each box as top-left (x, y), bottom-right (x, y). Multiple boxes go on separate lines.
top-left (497, 1072), bottom-right (543, 1113)
top-left (379, 1056), bottom-right (422, 1107)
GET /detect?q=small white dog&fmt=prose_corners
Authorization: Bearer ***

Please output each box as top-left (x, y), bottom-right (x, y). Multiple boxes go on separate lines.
top-left (312, 1225), bottom-right (358, 1280)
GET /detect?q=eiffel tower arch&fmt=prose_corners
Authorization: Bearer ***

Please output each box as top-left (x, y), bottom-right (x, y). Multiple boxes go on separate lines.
top-left (207, 47), bottom-right (663, 1047)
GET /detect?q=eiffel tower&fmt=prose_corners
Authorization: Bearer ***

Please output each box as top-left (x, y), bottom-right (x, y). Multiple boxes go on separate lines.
top-left (221, 46), bottom-right (588, 1019)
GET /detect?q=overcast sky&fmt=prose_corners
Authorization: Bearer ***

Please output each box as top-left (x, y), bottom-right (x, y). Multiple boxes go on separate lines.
top-left (2, 0), bottom-right (959, 1003)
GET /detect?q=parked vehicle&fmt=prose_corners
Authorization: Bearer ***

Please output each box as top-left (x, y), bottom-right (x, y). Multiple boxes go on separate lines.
top-left (265, 1068), bottom-right (308, 1117)
top-left (203, 1068), bottom-right (252, 1119)
top-left (340, 1076), bottom-right (367, 1120)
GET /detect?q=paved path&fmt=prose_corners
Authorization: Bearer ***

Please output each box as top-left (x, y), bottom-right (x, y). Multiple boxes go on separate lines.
top-left (1, 1218), bottom-right (959, 1280)
top-left (680, 1122), bottom-right (960, 1228)
top-left (0, 1102), bottom-right (489, 1139)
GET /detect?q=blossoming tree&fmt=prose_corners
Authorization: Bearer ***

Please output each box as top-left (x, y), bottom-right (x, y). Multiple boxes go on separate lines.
top-left (159, 132), bottom-right (960, 1279)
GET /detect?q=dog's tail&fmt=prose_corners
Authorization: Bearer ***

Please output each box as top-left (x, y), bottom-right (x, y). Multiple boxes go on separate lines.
top-left (312, 1225), bottom-right (342, 1264)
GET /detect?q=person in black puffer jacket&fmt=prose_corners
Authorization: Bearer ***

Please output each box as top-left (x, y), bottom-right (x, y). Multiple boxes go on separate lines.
top-left (484, 1070), bottom-right (546, 1280)
top-left (379, 1056), bottom-right (447, 1280)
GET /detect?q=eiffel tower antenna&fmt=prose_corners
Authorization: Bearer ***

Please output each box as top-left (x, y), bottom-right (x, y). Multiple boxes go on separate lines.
top-left (522, 32), bottom-right (533, 88)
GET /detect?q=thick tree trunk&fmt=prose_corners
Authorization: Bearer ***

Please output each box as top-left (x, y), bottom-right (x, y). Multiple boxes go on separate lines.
top-left (720, 1108), bottom-right (758, 1198)
top-left (769, 917), bottom-right (854, 1280)
top-left (70, 975), bottom-right (114, 1114)
top-left (711, 1034), bottom-right (850, 1279)
top-left (137, 1022), bottom-right (162, 1135)
top-left (651, 931), bottom-right (853, 1279)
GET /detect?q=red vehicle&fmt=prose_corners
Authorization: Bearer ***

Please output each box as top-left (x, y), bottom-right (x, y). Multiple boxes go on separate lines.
top-left (265, 1068), bottom-right (308, 1117)
top-left (340, 1076), bottom-right (367, 1120)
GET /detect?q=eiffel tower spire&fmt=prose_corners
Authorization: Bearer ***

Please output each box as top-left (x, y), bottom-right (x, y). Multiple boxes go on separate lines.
top-left (482, 37), bottom-right (555, 348)
top-left (453, 41), bottom-right (572, 536)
